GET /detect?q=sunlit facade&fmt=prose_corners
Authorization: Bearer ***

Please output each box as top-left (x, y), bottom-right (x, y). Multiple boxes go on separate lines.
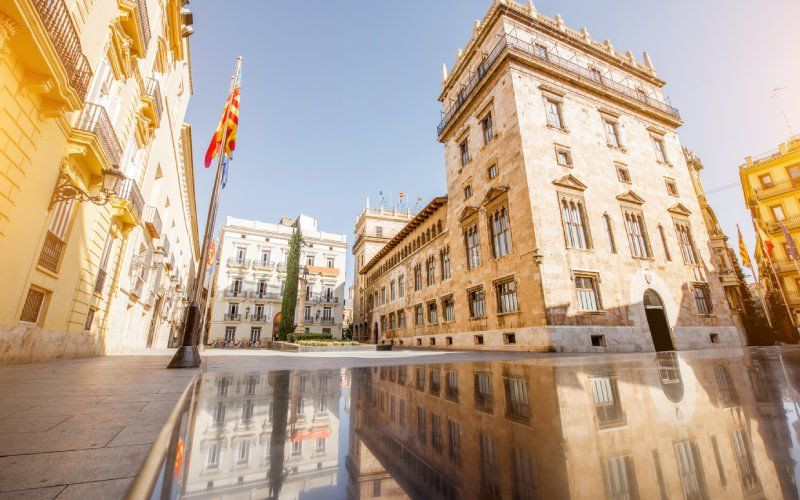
top-left (0, 0), bottom-right (198, 363)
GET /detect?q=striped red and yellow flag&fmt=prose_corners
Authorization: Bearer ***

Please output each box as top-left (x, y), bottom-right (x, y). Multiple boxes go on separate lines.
top-left (204, 85), bottom-right (241, 168)
top-left (737, 225), bottom-right (752, 269)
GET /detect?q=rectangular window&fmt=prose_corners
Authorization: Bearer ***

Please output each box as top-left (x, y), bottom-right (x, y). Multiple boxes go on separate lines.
top-left (95, 235), bottom-right (114, 293)
top-left (481, 113), bottom-right (494, 144)
top-left (398, 275), bottom-right (405, 297)
top-left (20, 287), bottom-right (47, 324)
top-left (464, 224), bottom-right (481, 269)
top-left (375, 226), bottom-right (383, 237)
top-left (380, 286), bottom-right (386, 305)
top-left (544, 98), bottom-right (563, 129)
top-left (616, 164), bottom-right (631, 183)
top-left (604, 214), bottom-right (617, 254)
top-left (440, 248), bottom-right (451, 279)
top-left (575, 275), bottom-right (600, 311)
top-left (469, 288), bottom-right (486, 318)
top-left (534, 43), bottom-right (548, 59)
top-left (771, 204), bottom-right (785, 221)
top-left (397, 310), bottom-right (406, 328)
top-left (590, 376), bottom-right (625, 427)
top-left (489, 206), bottom-right (512, 258)
top-left (675, 221), bottom-right (698, 264)
top-left (417, 406), bottom-right (426, 442)
top-left (665, 178), bottom-right (679, 196)
top-left (488, 164), bottom-right (498, 179)
top-left (560, 195), bottom-right (591, 249)
top-left (731, 428), bottom-right (761, 492)
top-left (224, 326), bottom-right (236, 343)
top-left (602, 456), bottom-right (640, 500)
top-left (652, 136), bottom-right (668, 164)
top-left (624, 210), bottom-right (651, 258)
top-left (758, 173), bottom-right (773, 188)
top-left (39, 199), bottom-right (74, 272)
top-left (445, 371), bottom-right (459, 400)
top-left (443, 297), bottom-right (455, 322)
top-left (415, 305), bottom-right (423, 326)
top-left (674, 440), bottom-right (709, 499)
top-left (603, 119), bottom-right (620, 148)
top-left (459, 139), bottom-right (470, 166)
top-left (427, 302), bottom-right (438, 324)
top-left (479, 433), bottom-right (500, 497)
top-left (505, 377), bottom-right (531, 422)
top-left (207, 443), bottom-right (221, 468)
top-left (389, 280), bottom-right (396, 301)
top-left (693, 284), bottom-right (712, 315)
top-left (431, 412), bottom-right (443, 453)
top-left (555, 146), bottom-right (572, 167)
top-left (474, 372), bottom-right (493, 412)
top-left (448, 420), bottom-right (461, 464)
top-left (496, 279), bottom-right (519, 314)
top-left (426, 256), bottom-right (436, 286)
top-left (84, 308), bottom-right (96, 332)
top-left (511, 447), bottom-right (537, 499)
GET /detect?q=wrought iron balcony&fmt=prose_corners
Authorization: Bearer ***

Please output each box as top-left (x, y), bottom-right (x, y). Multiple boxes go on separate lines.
top-left (94, 268), bottom-right (107, 294)
top-left (38, 230), bottom-right (65, 272)
top-left (307, 294), bottom-right (339, 304)
top-left (227, 257), bottom-right (250, 267)
top-left (224, 313), bottom-right (242, 322)
top-left (115, 177), bottom-right (144, 221)
top-left (438, 33), bottom-right (681, 137)
top-left (131, 276), bottom-right (145, 298)
top-left (754, 179), bottom-right (800, 201)
top-left (133, 0), bottom-right (151, 52)
top-left (32, 0), bottom-right (93, 103)
top-left (224, 288), bottom-right (246, 298)
top-left (770, 259), bottom-right (799, 274)
top-left (252, 260), bottom-right (273, 270)
top-left (142, 206), bottom-right (162, 238)
top-left (321, 317), bottom-right (335, 325)
top-left (74, 103), bottom-right (123, 167)
top-left (144, 78), bottom-right (162, 123)
top-left (250, 314), bottom-right (267, 323)
top-left (474, 392), bottom-right (493, 413)
top-left (767, 214), bottom-right (800, 233)
top-left (250, 291), bottom-right (282, 300)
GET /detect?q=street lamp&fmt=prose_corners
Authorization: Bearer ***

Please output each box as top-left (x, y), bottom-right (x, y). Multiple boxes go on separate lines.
top-left (49, 168), bottom-right (125, 210)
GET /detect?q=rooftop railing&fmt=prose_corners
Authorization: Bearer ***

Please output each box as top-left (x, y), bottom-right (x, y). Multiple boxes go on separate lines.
top-left (74, 103), bottom-right (123, 167)
top-left (437, 33), bottom-right (680, 136)
top-left (33, 0), bottom-right (92, 102)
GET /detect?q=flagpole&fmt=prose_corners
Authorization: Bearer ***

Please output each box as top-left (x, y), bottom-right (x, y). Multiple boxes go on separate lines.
top-left (738, 224), bottom-right (773, 328)
top-left (751, 215), bottom-right (796, 329)
top-left (169, 56), bottom-right (243, 369)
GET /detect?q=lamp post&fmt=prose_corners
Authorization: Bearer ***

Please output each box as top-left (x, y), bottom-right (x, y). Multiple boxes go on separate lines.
top-left (295, 267), bottom-right (309, 334)
top-left (49, 167), bottom-right (125, 209)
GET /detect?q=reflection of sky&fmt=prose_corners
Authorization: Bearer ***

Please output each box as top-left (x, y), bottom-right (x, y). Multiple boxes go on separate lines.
top-left (784, 400), bottom-right (800, 498)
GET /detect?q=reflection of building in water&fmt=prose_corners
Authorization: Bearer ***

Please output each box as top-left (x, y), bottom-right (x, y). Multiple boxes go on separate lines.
top-left (183, 370), bottom-right (342, 498)
top-left (348, 352), bottom-right (796, 499)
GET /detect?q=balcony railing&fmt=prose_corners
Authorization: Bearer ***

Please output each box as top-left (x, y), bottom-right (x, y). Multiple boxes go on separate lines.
top-left (94, 268), bottom-right (107, 293)
top-left (224, 288), bottom-right (246, 298)
top-left (770, 259), bottom-right (799, 274)
top-left (307, 295), bottom-right (339, 304)
top-left (228, 257), bottom-right (250, 267)
top-left (38, 230), bottom-right (65, 272)
top-left (437, 33), bottom-right (680, 136)
top-left (74, 103), bottom-right (123, 167)
top-left (224, 313), bottom-right (241, 322)
top-left (144, 78), bottom-right (162, 123)
top-left (131, 276), bottom-right (145, 298)
top-left (250, 314), bottom-right (267, 323)
top-left (767, 214), bottom-right (800, 233)
top-left (445, 385), bottom-right (460, 401)
top-left (156, 234), bottom-right (170, 255)
top-left (754, 179), bottom-right (800, 201)
top-left (142, 206), bottom-right (162, 238)
top-left (252, 260), bottom-right (273, 270)
top-left (32, 0), bottom-right (92, 102)
top-left (250, 291), bottom-right (282, 300)
top-left (134, 0), bottom-right (151, 51)
top-left (321, 317), bottom-right (335, 325)
top-left (116, 177), bottom-right (144, 220)
top-left (475, 392), bottom-right (493, 413)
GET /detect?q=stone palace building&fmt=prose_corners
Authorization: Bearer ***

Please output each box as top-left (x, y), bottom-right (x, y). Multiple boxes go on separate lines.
top-left (207, 215), bottom-right (347, 344)
top-left (353, 0), bottom-right (738, 352)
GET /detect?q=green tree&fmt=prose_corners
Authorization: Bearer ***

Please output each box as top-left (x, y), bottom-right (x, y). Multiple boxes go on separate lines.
top-left (277, 224), bottom-right (302, 340)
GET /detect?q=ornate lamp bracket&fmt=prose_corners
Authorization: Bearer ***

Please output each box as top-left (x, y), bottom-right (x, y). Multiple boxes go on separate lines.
top-left (49, 172), bottom-right (112, 210)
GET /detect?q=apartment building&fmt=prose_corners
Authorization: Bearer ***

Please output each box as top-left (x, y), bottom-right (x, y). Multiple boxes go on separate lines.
top-left (740, 134), bottom-right (800, 344)
top-left (207, 215), bottom-right (347, 344)
top-left (356, 0), bottom-right (738, 351)
top-left (0, 0), bottom-right (198, 363)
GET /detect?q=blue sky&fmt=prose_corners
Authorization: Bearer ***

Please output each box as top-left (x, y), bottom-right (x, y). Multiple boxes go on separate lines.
top-left (186, 0), bottom-right (800, 286)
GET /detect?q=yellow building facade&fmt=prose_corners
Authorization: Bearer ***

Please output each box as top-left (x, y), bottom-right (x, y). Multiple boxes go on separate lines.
top-left (0, 0), bottom-right (199, 363)
top-left (739, 134), bottom-right (800, 343)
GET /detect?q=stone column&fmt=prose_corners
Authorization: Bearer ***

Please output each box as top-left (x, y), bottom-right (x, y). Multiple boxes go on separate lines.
top-left (295, 277), bottom-right (307, 334)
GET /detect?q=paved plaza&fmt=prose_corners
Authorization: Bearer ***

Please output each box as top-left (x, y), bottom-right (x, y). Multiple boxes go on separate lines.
top-left (0, 348), bottom-right (553, 498)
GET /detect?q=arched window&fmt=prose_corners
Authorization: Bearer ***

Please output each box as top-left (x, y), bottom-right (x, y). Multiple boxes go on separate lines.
top-left (489, 206), bottom-right (512, 257)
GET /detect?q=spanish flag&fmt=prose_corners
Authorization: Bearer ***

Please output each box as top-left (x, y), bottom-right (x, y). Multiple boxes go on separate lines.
top-left (204, 85), bottom-right (241, 168)
top-left (737, 225), bottom-right (752, 270)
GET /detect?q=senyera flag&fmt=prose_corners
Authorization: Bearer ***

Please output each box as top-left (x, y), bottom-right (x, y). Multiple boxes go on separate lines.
top-left (204, 84), bottom-right (241, 168)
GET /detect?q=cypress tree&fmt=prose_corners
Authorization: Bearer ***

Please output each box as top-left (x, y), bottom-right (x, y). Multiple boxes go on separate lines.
top-left (277, 224), bottom-right (302, 340)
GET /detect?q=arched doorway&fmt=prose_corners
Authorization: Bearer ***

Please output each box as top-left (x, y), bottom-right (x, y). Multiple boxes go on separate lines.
top-left (272, 312), bottom-right (281, 340)
top-left (644, 289), bottom-right (674, 351)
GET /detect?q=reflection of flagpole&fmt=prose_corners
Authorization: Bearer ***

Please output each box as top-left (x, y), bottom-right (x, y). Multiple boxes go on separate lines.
top-left (752, 215), bottom-right (795, 327)
top-left (169, 56), bottom-right (243, 368)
